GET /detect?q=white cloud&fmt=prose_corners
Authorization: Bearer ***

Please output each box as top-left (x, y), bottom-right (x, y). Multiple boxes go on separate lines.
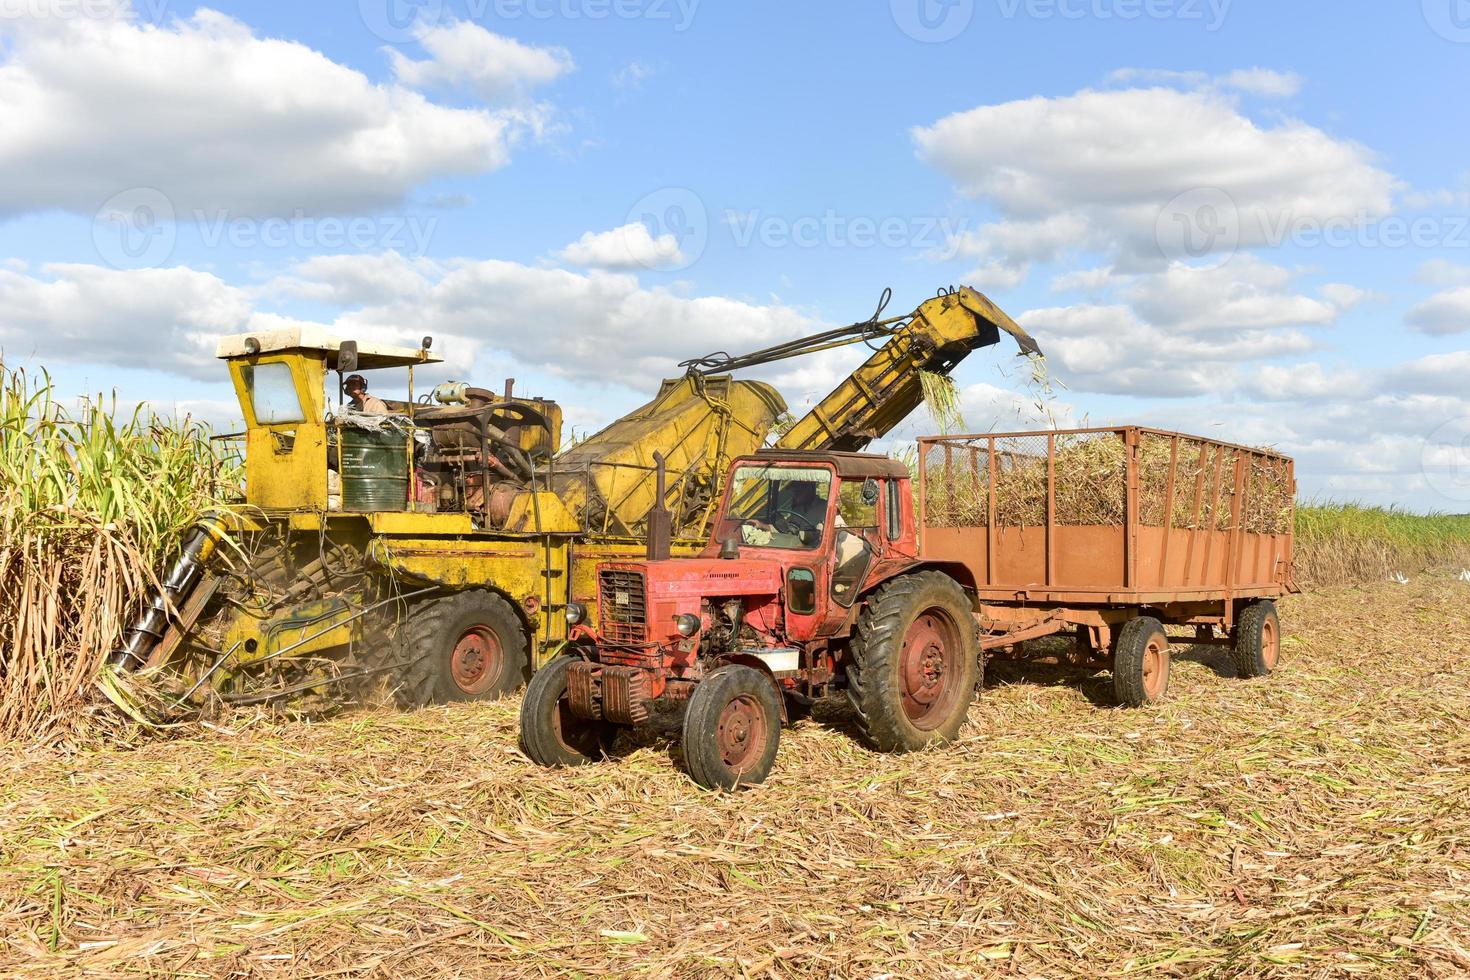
top-left (1415, 259), bottom-right (1470, 287)
top-left (0, 263), bottom-right (261, 379)
top-left (612, 61), bottom-right (655, 90)
top-left (1405, 287), bottom-right (1470, 336)
top-left (1218, 68), bottom-right (1302, 98)
top-left (389, 21), bottom-right (573, 103)
top-left (1381, 350), bottom-right (1470, 395)
top-left (913, 82), bottom-right (1395, 278)
top-left (1238, 362), bottom-right (1366, 402)
top-left (1016, 302), bottom-right (1316, 397)
top-left (0, 8), bottom-right (535, 219)
top-left (556, 223), bottom-right (686, 270)
top-left (1050, 266), bottom-right (1114, 293)
top-left (1122, 257), bottom-right (1363, 333)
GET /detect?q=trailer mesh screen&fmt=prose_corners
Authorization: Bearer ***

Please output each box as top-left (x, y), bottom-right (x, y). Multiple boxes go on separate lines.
top-left (921, 429), bottom-right (1292, 533)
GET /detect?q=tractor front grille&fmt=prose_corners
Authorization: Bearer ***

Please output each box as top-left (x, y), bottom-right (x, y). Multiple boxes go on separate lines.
top-left (599, 569), bottom-right (647, 644)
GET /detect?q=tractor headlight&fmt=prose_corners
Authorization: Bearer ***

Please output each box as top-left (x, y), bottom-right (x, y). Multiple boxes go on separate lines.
top-left (565, 602), bottom-right (587, 626)
top-left (674, 613), bottom-right (701, 637)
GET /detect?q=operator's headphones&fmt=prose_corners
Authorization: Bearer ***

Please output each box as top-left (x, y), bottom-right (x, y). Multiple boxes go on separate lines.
top-left (344, 374), bottom-right (368, 391)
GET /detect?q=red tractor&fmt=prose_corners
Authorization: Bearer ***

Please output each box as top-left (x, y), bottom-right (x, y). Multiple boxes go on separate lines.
top-left (519, 450), bottom-right (981, 789)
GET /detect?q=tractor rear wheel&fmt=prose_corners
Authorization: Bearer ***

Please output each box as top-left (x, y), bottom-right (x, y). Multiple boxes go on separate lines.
top-left (391, 590), bottom-right (529, 706)
top-left (846, 571), bottom-right (980, 753)
top-left (682, 665), bottom-right (782, 790)
top-left (1112, 616), bottom-right (1170, 707)
top-left (1232, 600), bottom-right (1280, 679)
top-left (519, 654), bottom-right (616, 767)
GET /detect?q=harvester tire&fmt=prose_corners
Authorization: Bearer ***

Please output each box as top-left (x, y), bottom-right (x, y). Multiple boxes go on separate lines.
top-left (1232, 600), bottom-right (1280, 679)
top-left (846, 571), bottom-right (979, 753)
top-left (519, 654), bottom-right (616, 767)
top-left (391, 590), bottom-right (530, 706)
top-left (682, 664), bottom-right (782, 790)
top-left (1112, 616), bottom-right (1170, 707)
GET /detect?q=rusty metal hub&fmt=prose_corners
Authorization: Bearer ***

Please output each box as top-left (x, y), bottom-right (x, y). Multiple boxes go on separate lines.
top-left (715, 693), bottom-right (767, 772)
top-left (449, 625), bottom-right (503, 695)
top-left (900, 610), bottom-right (961, 730)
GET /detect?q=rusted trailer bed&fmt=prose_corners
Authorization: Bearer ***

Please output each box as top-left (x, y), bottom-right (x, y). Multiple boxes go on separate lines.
top-left (917, 427), bottom-right (1296, 703)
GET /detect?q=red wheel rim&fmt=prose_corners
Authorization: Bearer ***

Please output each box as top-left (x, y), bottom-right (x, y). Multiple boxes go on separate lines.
top-left (715, 694), bottom-right (767, 773)
top-left (1261, 616), bottom-right (1279, 670)
top-left (900, 609), bottom-right (963, 729)
top-left (1142, 636), bottom-right (1170, 700)
top-left (449, 625), bottom-right (503, 695)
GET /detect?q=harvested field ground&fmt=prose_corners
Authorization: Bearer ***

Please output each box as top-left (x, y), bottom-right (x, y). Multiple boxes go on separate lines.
top-left (2, 575), bottom-right (1469, 978)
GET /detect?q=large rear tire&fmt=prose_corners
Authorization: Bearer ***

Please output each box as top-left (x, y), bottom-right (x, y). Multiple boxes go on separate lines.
top-left (1232, 600), bottom-right (1280, 679)
top-left (392, 590), bottom-right (530, 706)
top-left (846, 571), bottom-right (980, 753)
top-left (519, 654), bottom-right (616, 767)
top-left (1112, 616), bottom-right (1170, 707)
top-left (682, 665), bottom-right (782, 790)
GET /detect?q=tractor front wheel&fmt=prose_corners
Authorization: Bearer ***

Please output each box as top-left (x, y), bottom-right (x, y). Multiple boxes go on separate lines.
top-left (682, 665), bottom-right (782, 790)
top-left (519, 654), bottom-right (616, 767)
top-left (392, 590), bottom-right (530, 706)
top-left (846, 571), bottom-right (980, 753)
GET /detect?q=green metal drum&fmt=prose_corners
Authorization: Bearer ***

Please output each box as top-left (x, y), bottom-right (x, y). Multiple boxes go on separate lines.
top-left (337, 427), bottom-right (409, 512)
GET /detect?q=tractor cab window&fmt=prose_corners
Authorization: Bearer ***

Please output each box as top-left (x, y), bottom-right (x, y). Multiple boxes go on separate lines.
top-left (837, 479), bottom-right (879, 529)
top-left (243, 362), bottom-right (306, 425)
top-left (718, 465), bottom-right (832, 550)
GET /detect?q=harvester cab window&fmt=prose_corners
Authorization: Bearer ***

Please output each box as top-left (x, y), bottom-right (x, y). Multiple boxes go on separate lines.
top-left (837, 480), bottom-right (879, 529)
top-left (721, 465), bottom-right (832, 550)
top-left (244, 361), bottom-right (306, 425)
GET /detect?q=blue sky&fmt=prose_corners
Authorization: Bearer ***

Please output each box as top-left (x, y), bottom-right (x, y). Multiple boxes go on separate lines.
top-left (1, 0), bottom-right (1467, 510)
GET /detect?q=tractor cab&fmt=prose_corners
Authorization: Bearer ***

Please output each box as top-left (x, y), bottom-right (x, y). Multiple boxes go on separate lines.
top-left (701, 451), bottom-right (916, 631)
top-left (216, 327), bottom-right (563, 522)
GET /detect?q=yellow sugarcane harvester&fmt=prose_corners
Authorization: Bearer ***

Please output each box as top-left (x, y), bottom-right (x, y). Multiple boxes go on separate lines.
top-left (112, 287), bottom-right (1039, 708)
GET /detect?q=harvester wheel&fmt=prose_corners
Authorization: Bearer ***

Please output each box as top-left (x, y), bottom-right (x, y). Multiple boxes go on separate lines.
top-left (846, 571), bottom-right (980, 753)
top-left (392, 590), bottom-right (529, 706)
top-left (519, 654), bottom-right (616, 767)
top-left (1232, 600), bottom-right (1280, 679)
top-left (1112, 616), bottom-right (1170, 707)
top-left (682, 665), bottom-right (782, 790)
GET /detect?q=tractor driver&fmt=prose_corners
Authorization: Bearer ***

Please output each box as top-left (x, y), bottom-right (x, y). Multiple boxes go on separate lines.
top-left (742, 478), bottom-right (833, 547)
top-left (343, 374), bottom-right (390, 415)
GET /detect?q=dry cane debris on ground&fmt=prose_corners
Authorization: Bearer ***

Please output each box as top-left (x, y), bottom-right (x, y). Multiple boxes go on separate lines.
top-left (1, 575), bottom-right (1468, 979)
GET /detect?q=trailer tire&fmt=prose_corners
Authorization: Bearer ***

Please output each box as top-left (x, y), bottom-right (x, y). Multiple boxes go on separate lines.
top-left (682, 665), bottom-right (782, 790)
top-left (1112, 616), bottom-right (1170, 707)
top-left (519, 654), bottom-right (616, 767)
top-left (847, 571), bottom-right (980, 753)
top-left (1232, 600), bottom-right (1280, 679)
top-left (391, 590), bottom-right (530, 706)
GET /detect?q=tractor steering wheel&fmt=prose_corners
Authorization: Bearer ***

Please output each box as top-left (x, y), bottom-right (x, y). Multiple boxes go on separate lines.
top-left (773, 508), bottom-right (819, 536)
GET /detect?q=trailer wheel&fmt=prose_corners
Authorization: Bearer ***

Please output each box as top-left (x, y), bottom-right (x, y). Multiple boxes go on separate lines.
top-left (682, 665), bottom-right (782, 790)
top-left (1232, 600), bottom-right (1280, 679)
top-left (1112, 616), bottom-right (1170, 707)
top-left (519, 654), bottom-right (615, 767)
top-left (847, 571), bottom-right (980, 753)
top-left (391, 589), bottom-right (530, 706)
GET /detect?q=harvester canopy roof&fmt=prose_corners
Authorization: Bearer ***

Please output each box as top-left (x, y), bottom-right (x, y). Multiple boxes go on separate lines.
top-left (215, 327), bottom-right (443, 370)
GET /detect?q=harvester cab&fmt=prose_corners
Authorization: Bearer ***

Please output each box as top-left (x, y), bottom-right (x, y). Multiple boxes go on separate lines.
top-left (216, 327), bottom-right (564, 523)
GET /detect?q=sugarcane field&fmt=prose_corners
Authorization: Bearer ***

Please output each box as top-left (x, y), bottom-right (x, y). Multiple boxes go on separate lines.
top-left (3, 4), bottom-right (1470, 979)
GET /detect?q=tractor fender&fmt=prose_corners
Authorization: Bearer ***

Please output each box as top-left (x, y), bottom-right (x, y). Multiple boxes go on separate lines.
top-left (858, 560), bottom-right (978, 609)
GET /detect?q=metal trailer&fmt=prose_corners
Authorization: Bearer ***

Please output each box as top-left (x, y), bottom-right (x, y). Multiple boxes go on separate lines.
top-left (917, 426), bottom-right (1297, 703)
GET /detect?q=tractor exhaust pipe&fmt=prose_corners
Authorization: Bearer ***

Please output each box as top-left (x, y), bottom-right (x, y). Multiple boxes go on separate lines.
top-left (109, 513), bottom-right (228, 670)
top-left (646, 451), bottom-right (673, 563)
